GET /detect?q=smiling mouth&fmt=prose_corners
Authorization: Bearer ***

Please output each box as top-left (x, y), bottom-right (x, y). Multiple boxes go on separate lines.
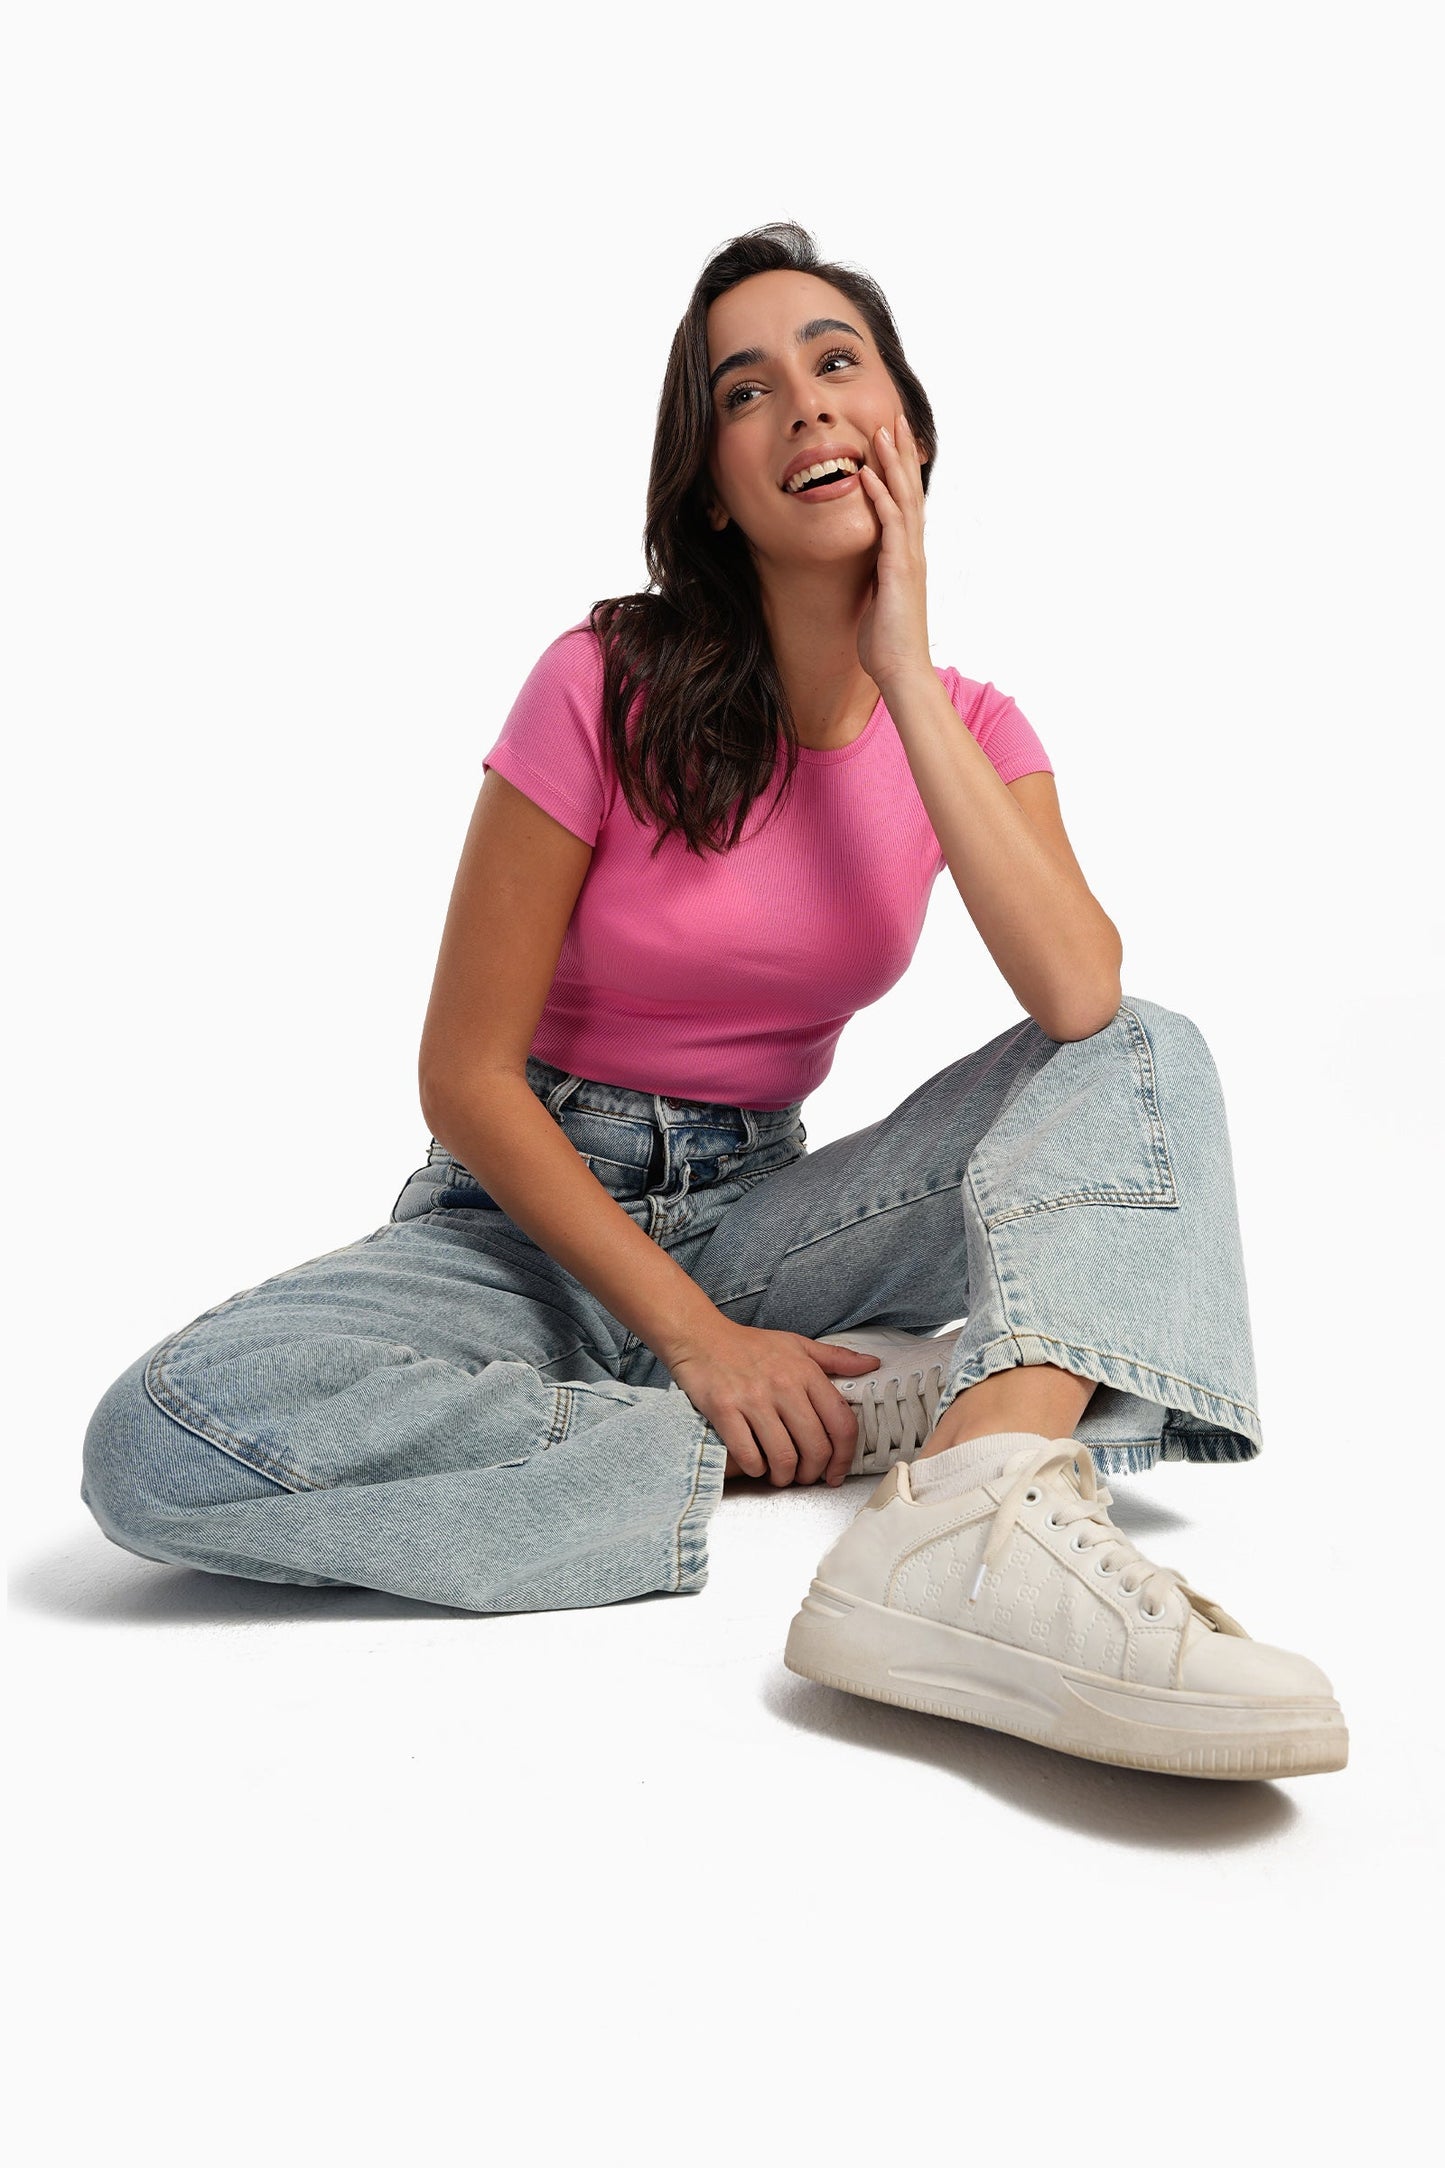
top-left (784, 466), bottom-right (865, 500)
top-left (782, 456), bottom-right (867, 495)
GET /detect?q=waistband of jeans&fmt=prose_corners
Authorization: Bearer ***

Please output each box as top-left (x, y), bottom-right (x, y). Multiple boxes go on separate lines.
top-left (524, 1053), bottom-right (803, 1137)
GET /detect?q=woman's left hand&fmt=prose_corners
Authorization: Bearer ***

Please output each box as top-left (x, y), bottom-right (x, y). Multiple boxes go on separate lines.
top-left (856, 410), bottom-right (932, 693)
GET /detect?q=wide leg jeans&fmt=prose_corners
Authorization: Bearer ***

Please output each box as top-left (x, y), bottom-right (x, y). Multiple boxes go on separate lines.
top-left (81, 998), bottom-right (1262, 1614)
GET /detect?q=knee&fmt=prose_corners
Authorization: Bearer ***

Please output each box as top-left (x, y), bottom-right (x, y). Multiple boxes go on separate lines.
top-left (1120, 993), bottom-right (1210, 1049)
top-left (1118, 995), bottom-right (1223, 1105)
top-left (81, 1342), bottom-right (282, 1544)
top-left (81, 1346), bottom-right (172, 1543)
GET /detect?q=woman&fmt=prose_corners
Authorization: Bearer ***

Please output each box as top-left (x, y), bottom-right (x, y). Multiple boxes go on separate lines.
top-left (81, 222), bottom-right (1347, 1780)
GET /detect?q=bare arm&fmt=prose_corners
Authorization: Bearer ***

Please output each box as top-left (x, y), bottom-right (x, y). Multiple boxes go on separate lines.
top-left (417, 766), bottom-right (884, 1485)
top-left (883, 665), bottom-right (1123, 1041)
top-left (417, 769), bottom-right (724, 1371)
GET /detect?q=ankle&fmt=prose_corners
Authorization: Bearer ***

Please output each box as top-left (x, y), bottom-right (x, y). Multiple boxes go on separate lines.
top-left (923, 1362), bottom-right (1096, 1459)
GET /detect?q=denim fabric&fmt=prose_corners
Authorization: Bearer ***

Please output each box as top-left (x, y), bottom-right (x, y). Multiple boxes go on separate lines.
top-left (81, 997), bottom-right (1262, 1615)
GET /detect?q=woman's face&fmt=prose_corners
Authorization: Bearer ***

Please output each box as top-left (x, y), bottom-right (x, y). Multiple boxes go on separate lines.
top-left (703, 267), bottom-right (925, 568)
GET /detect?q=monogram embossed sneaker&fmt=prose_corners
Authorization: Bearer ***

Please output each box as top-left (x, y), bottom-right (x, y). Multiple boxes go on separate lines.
top-left (784, 1436), bottom-right (1348, 1779)
top-left (821, 1325), bottom-right (965, 1477)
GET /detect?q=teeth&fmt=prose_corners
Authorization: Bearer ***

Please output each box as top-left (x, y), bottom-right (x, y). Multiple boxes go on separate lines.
top-left (785, 456), bottom-right (859, 493)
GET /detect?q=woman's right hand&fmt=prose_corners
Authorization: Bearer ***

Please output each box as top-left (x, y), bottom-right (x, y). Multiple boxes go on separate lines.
top-left (667, 1320), bottom-right (882, 1488)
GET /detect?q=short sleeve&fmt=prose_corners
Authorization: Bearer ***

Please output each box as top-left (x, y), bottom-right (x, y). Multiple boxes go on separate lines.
top-left (945, 668), bottom-right (1054, 784)
top-left (482, 622), bottom-right (614, 846)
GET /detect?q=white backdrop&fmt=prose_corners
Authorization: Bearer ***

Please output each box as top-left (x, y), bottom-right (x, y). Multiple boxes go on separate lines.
top-left (9, 3), bottom-right (1440, 2161)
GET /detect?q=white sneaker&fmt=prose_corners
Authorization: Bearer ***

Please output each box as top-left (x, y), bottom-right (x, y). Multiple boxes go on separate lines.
top-left (784, 1437), bottom-right (1348, 1779)
top-left (820, 1325), bottom-right (964, 1478)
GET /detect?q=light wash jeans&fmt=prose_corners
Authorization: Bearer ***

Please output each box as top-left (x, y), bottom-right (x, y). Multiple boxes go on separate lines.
top-left (81, 997), bottom-right (1262, 1614)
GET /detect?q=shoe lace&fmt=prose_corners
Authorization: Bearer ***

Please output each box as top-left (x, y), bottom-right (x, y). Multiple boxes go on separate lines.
top-left (964, 1441), bottom-right (1189, 1620)
top-left (857, 1362), bottom-right (947, 1461)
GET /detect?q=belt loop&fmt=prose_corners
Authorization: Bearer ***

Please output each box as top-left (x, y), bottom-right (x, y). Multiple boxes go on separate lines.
top-left (545, 1072), bottom-right (584, 1117)
top-left (741, 1107), bottom-right (759, 1151)
top-left (652, 1092), bottom-right (671, 1188)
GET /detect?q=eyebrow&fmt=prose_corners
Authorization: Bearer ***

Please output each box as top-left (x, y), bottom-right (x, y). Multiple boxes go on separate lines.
top-left (708, 317), bottom-right (866, 397)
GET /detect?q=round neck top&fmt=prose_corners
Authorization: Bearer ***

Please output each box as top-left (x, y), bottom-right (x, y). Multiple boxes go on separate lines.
top-left (792, 694), bottom-right (887, 762)
top-left (480, 620), bottom-right (1054, 1109)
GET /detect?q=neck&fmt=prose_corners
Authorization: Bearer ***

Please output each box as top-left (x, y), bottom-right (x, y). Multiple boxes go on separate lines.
top-left (759, 563), bottom-right (881, 749)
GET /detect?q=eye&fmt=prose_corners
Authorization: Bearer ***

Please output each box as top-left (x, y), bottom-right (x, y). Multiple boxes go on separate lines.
top-left (722, 344), bottom-right (862, 412)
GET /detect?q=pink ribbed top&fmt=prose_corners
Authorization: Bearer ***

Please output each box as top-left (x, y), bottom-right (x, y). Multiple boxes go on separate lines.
top-left (482, 620), bottom-right (1054, 1110)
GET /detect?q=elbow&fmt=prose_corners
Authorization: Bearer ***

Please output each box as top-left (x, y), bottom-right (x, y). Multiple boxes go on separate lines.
top-left (1033, 961), bottom-right (1124, 1044)
top-left (419, 1061), bottom-right (527, 1140)
top-left (418, 1062), bottom-right (449, 1136)
top-left (1037, 1005), bottom-right (1122, 1044)
top-left (419, 1067), bottom-right (469, 1138)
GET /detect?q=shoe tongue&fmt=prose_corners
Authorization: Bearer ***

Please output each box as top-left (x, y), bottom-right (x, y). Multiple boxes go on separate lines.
top-left (998, 1438), bottom-right (1086, 1484)
top-left (1001, 1442), bottom-right (1046, 1480)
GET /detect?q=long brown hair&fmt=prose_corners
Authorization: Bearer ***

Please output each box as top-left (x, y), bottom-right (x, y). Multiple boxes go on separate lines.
top-left (586, 222), bottom-right (938, 860)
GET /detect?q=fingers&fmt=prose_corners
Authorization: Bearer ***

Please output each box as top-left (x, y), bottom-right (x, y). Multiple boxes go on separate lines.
top-left (717, 1412), bottom-right (766, 1482)
top-left (870, 409), bottom-right (927, 507)
top-left (894, 410), bottom-right (924, 497)
top-left (810, 1376), bottom-right (863, 1488)
top-left (807, 1337), bottom-right (883, 1375)
top-left (699, 1331), bottom-right (876, 1489)
top-left (747, 1388), bottom-right (841, 1489)
top-left (857, 457), bottom-right (897, 523)
top-left (785, 1390), bottom-right (841, 1487)
top-left (750, 1404), bottom-right (801, 1488)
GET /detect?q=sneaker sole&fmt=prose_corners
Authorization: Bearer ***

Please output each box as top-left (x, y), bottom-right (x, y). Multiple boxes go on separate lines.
top-left (784, 1581), bottom-right (1349, 1780)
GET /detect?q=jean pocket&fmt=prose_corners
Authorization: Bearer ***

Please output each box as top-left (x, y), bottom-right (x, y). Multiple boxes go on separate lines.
top-left (393, 1142), bottom-right (506, 1218)
top-left (966, 1006), bottom-right (1179, 1228)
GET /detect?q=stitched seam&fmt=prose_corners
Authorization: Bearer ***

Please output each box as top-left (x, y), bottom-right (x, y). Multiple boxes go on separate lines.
top-left (545, 1074), bottom-right (584, 1117)
top-left (559, 1108), bottom-right (657, 1132)
top-left (977, 1005), bottom-right (1180, 1227)
top-left (1119, 1002), bottom-right (1177, 1195)
top-left (756, 1177), bottom-right (969, 1268)
top-left (955, 1326), bottom-right (1261, 1427)
top-left (884, 1503), bottom-right (993, 1603)
top-left (672, 1402), bottom-right (714, 1589)
top-left (984, 1185), bottom-right (1177, 1225)
top-left (967, 1153), bottom-right (1013, 1332)
top-left (534, 1342), bottom-right (601, 1379)
top-left (144, 1334), bottom-right (317, 1492)
top-left (548, 1386), bottom-right (575, 1447)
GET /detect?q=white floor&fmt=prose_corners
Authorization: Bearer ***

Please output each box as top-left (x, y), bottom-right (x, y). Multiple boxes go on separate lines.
top-left (13, 1395), bottom-right (1432, 2166)
top-left (13, 7), bottom-right (1440, 2151)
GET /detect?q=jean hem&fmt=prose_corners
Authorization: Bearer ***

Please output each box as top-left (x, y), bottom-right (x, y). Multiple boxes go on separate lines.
top-left (670, 1391), bottom-right (727, 1593)
top-left (934, 1327), bottom-right (1262, 1470)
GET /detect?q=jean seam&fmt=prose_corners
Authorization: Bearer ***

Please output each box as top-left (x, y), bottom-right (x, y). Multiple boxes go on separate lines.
top-left (144, 1329), bottom-right (317, 1493)
top-left (943, 1325), bottom-right (1262, 1443)
top-left (974, 1005), bottom-right (1180, 1228)
top-left (549, 1386), bottom-right (576, 1446)
top-left (727, 1175), bottom-right (970, 1283)
top-left (140, 1231), bottom-right (409, 1494)
top-left (672, 1398), bottom-right (725, 1592)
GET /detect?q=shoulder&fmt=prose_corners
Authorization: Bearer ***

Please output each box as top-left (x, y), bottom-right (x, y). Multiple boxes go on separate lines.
top-left (528, 616), bottom-right (607, 685)
top-left (938, 665), bottom-right (1016, 727)
top-left (482, 620), bottom-right (618, 846)
top-left (937, 664), bottom-right (1054, 782)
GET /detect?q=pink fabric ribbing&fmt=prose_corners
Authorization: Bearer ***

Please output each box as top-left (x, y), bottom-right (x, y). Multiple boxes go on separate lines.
top-left (481, 621), bottom-right (1054, 1110)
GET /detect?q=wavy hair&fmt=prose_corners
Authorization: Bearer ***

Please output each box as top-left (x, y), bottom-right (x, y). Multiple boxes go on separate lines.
top-left (586, 221), bottom-right (938, 860)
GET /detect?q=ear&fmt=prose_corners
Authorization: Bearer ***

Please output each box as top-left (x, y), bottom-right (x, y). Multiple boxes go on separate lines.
top-left (706, 499), bottom-right (730, 533)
